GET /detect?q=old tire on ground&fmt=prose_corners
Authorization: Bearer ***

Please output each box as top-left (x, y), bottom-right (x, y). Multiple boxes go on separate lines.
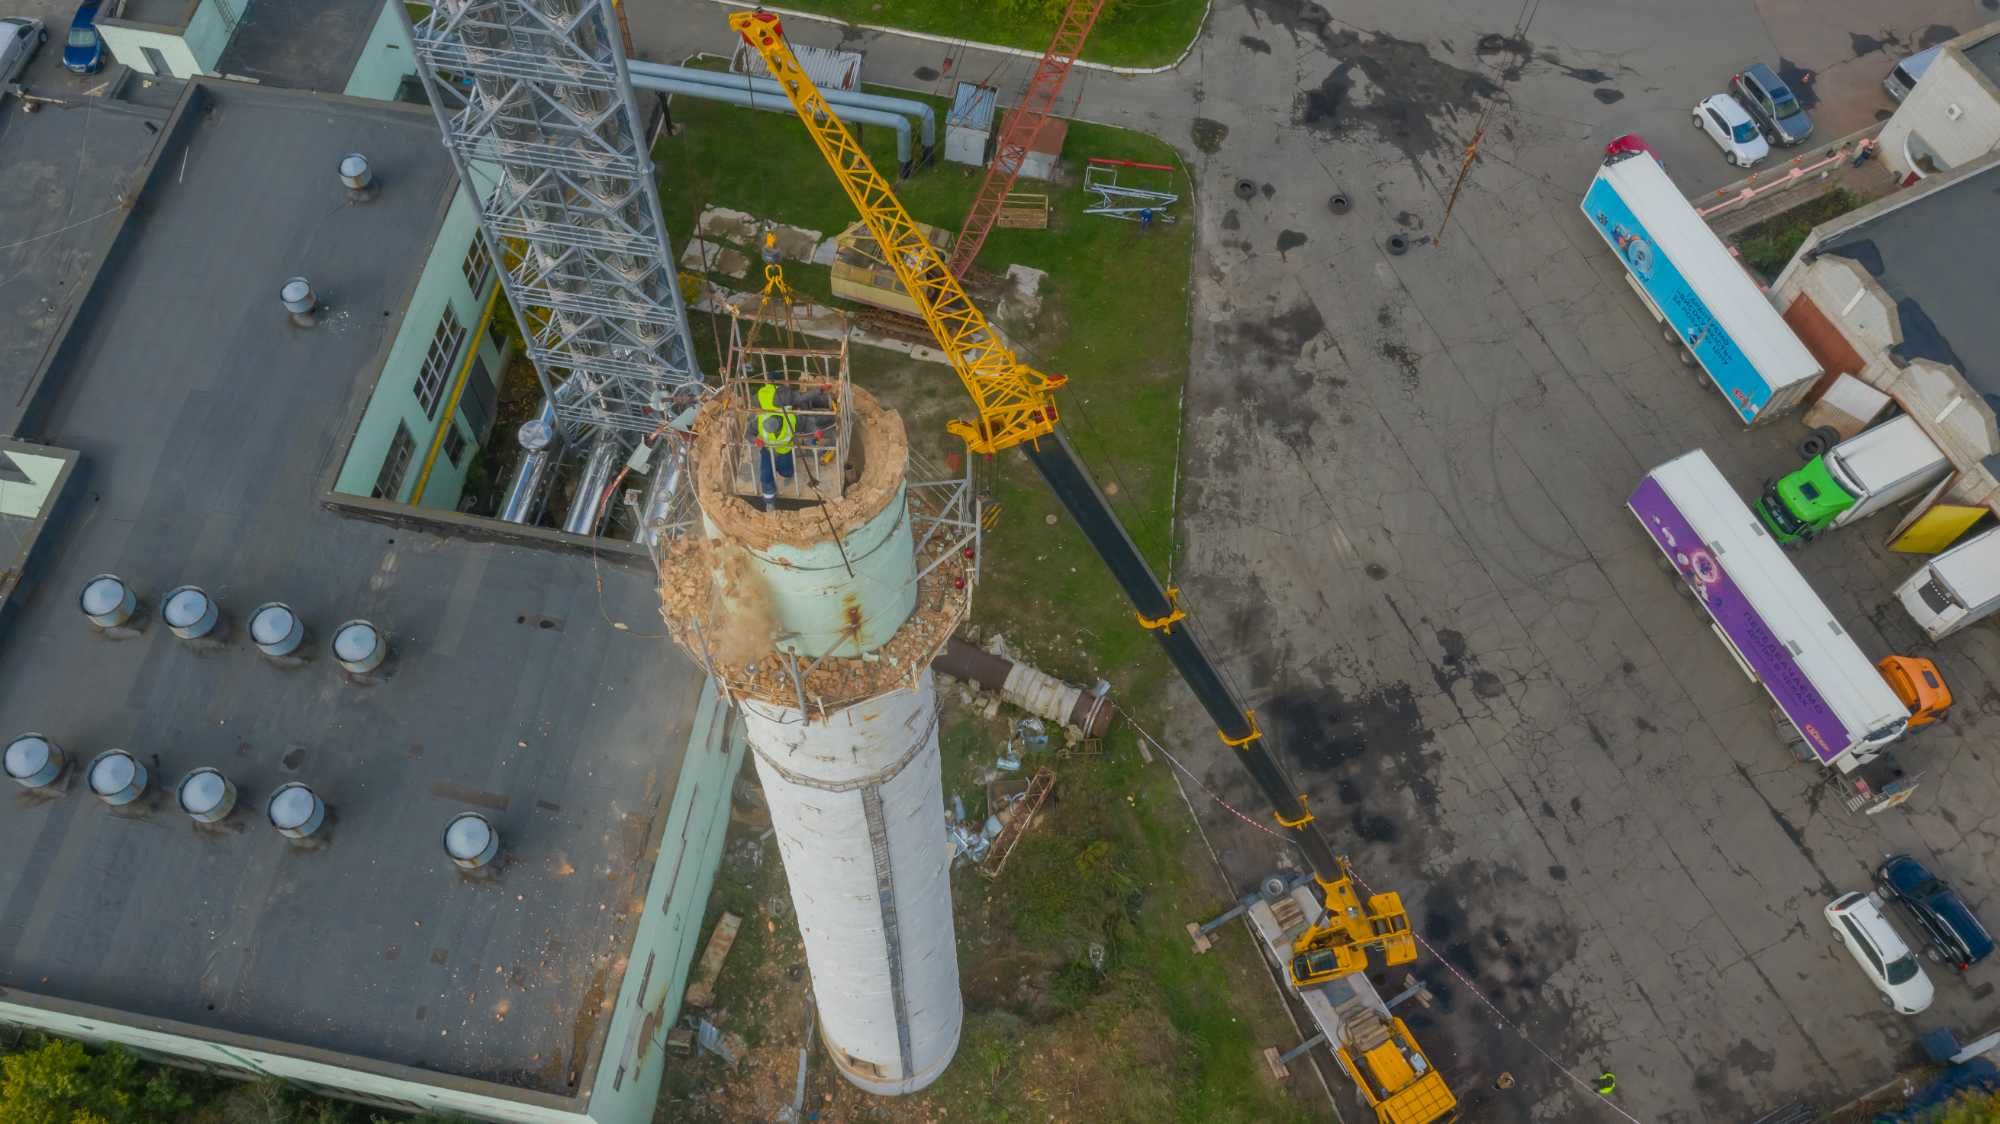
top-left (1386, 232), bottom-right (1410, 255)
top-left (1798, 426), bottom-right (1841, 458)
top-left (1328, 192), bottom-right (1352, 215)
top-left (1234, 178), bottom-right (1258, 200)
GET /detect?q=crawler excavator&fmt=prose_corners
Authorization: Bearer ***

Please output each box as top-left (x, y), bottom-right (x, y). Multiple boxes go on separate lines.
top-left (729, 12), bottom-right (1458, 1122)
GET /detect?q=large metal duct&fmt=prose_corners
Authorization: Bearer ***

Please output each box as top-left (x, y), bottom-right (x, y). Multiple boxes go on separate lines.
top-left (629, 74), bottom-right (916, 174)
top-left (561, 429), bottom-right (628, 536)
top-left (630, 61), bottom-right (936, 156)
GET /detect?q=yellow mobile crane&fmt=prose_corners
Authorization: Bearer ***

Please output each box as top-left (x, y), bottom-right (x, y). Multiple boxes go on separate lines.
top-left (729, 12), bottom-right (1456, 1122)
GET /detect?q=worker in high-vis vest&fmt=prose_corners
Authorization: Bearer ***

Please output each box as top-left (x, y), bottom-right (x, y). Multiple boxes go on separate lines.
top-left (753, 384), bottom-right (796, 511)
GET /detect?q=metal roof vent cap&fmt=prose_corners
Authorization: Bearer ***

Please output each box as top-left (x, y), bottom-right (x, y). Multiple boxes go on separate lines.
top-left (79, 574), bottom-right (138, 629)
top-left (280, 277), bottom-right (318, 326)
top-left (176, 767), bottom-right (237, 823)
top-left (4, 734), bottom-right (66, 789)
top-left (518, 417), bottom-right (556, 453)
top-left (248, 602), bottom-right (305, 658)
top-left (338, 152), bottom-right (376, 200)
top-left (331, 619), bottom-right (386, 674)
top-left (443, 811), bottom-right (500, 870)
top-left (86, 749), bottom-right (147, 806)
top-left (161, 585), bottom-right (219, 640)
top-left (267, 781), bottom-right (326, 839)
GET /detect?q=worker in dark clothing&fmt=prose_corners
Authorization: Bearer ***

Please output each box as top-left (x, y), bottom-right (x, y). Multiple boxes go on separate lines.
top-left (753, 384), bottom-right (796, 511)
top-left (1595, 1071), bottom-right (1617, 1096)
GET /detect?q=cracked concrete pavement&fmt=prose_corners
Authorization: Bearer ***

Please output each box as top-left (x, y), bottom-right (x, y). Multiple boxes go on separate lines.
top-left (633, 1), bottom-right (2000, 1120)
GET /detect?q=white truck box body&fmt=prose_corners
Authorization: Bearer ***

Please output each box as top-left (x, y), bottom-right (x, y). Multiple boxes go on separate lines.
top-left (1630, 449), bottom-right (1909, 769)
top-left (1827, 415), bottom-right (1950, 527)
top-left (1582, 153), bottom-right (1821, 425)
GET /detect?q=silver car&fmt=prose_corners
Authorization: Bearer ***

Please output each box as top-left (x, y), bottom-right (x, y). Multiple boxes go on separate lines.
top-left (0, 16), bottom-right (46, 86)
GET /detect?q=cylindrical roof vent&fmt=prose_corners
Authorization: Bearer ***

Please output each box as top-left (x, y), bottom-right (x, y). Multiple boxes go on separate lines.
top-left (86, 749), bottom-right (147, 806)
top-left (176, 767), bottom-right (237, 823)
top-left (4, 734), bottom-right (65, 789)
top-left (331, 620), bottom-right (386, 674)
top-left (280, 277), bottom-right (318, 325)
top-left (443, 812), bottom-right (500, 869)
top-left (248, 602), bottom-right (304, 657)
top-left (161, 585), bottom-right (219, 640)
top-left (78, 574), bottom-right (137, 629)
top-left (267, 781), bottom-right (326, 839)
top-left (338, 152), bottom-right (374, 197)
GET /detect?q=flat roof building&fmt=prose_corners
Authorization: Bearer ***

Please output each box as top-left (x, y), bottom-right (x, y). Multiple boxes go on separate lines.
top-left (0, 77), bottom-right (739, 1124)
top-left (1773, 149), bottom-right (2000, 551)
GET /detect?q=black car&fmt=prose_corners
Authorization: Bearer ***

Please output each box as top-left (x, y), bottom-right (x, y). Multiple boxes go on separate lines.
top-left (1877, 854), bottom-right (1994, 971)
top-left (1730, 64), bottom-right (1813, 146)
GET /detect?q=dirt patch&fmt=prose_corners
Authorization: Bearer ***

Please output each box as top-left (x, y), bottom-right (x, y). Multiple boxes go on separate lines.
top-left (1190, 116), bottom-right (1229, 155)
top-left (1296, 31), bottom-right (1500, 167)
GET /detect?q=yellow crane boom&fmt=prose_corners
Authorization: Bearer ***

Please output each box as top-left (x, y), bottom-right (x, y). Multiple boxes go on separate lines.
top-left (732, 10), bottom-right (1063, 456)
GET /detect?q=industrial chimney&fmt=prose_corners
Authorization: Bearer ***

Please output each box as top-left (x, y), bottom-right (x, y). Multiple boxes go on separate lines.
top-left (657, 360), bottom-right (978, 1095)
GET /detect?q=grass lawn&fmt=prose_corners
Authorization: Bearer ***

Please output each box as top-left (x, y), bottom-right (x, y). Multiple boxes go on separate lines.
top-left (768, 0), bottom-right (1208, 70)
top-left (654, 84), bottom-right (1331, 1124)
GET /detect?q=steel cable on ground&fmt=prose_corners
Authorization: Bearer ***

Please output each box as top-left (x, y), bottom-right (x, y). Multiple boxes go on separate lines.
top-left (1116, 706), bottom-right (1648, 1124)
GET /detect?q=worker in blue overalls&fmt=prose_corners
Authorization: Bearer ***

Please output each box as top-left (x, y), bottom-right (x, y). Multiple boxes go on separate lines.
top-left (754, 384), bottom-right (796, 512)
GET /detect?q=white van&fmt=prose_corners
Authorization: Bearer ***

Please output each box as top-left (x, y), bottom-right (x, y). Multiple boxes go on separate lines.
top-left (1884, 45), bottom-right (1944, 103)
top-left (1899, 524), bottom-right (2000, 639)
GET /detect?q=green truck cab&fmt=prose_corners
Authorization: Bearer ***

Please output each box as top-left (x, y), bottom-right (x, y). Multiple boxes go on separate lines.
top-left (1756, 456), bottom-right (1855, 544)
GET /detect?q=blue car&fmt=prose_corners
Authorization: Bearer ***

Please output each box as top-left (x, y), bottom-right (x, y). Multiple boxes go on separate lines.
top-left (1877, 854), bottom-right (1994, 971)
top-left (61, 2), bottom-right (102, 75)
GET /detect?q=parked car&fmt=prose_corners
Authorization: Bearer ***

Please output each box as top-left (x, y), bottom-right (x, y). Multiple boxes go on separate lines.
top-left (1884, 44), bottom-right (1944, 103)
top-left (1826, 891), bottom-right (1934, 1013)
top-left (62, 2), bottom-right (101, 74)
top-left (1877, 854), bottom-right (1995, 971)
top-left (1731, 63), bottom-right (1814, 145)
top-left (0, 16), bottom-right (45, 86)
top-left (1692, 93), bottom-right (1770, 167)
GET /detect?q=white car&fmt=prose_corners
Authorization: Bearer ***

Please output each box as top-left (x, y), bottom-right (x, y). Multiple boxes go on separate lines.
top-left (1692, 93), bottom-right (1770, 168)
top-left (0, 16), bottom-right (44, 86)
top-left (1826, 891), bottom-right (1934, 1014)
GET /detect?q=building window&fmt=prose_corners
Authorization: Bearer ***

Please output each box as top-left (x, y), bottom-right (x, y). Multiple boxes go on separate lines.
top-left (373, 423), bottom-right (416, 500)
top-left (443, 422), bottom-right (468, 468)
top-left (461, 234), bottom-right (493, 293)
top-left (417, 306), bottom-right (464, 420)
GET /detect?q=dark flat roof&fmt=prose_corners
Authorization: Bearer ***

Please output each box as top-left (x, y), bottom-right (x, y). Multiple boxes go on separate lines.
top-left (0, 81), bottom-right (703, 1097)
top-left (0, 92), bottom-right (171, 431)
top-left (215, 0), bottom-right (383, 92)
top-left (1966, 32), bottom-right (2000, 90)
top-left (1817, 158), bottom-right (2000, 404)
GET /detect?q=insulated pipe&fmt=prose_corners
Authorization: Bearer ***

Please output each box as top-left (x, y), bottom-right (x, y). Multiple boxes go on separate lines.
top-left (630, 61), bottom-right (936, 155)
top-left (931, 636), bottom-right (1114, 738)
top-left (631, 437), bottom-right (687, 548)
top-left (562, 430), bottom-right (628, 536)
top-left (630, 74), bottom-right (915, 174)
top-left (498, 378), bottom-right (593, 525)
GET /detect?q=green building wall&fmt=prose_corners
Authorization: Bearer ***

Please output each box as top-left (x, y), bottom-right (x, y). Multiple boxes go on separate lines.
top-left (98, 0), bottom-right (245, 79)
top-left (344, 0), bottom-right (417, 101)
top-left (333, 184), bottom-right (503, 511)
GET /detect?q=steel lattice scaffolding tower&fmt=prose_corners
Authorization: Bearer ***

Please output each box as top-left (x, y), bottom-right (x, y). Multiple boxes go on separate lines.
top-left (399, 0), bottom-right (702, 438)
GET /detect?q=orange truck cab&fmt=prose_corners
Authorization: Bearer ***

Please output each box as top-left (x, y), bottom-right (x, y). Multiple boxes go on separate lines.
top-left (1878, 656), bottom-right (1951, 728)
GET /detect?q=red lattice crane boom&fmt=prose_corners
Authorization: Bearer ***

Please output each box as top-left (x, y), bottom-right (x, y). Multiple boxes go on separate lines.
top-left (945, 0), bottom-right (1107, 278)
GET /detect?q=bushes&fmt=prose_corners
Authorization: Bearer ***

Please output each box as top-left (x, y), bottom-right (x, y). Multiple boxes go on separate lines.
top-left (1734, 188), bottom-right (1864, 278)
top-left (0, 1038), bottom-right (193, 1124)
